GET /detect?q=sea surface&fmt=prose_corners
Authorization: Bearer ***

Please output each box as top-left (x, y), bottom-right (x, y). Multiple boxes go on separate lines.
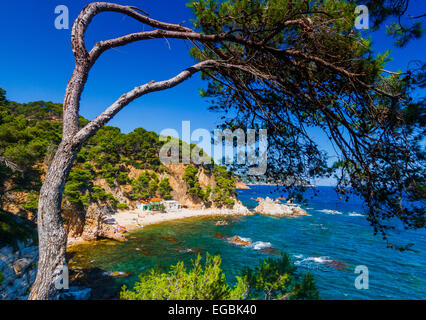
top-left (68, 186), bottom-right (426, 300)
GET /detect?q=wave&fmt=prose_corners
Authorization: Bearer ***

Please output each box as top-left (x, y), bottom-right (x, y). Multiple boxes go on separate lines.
top-left (249, 241), bottom-right (272, 250)
top-left (318, 209), bottom-right (343, 215)
top-left (294, 254), bottom-right (332, 266)
top-left (348, 212), bottom-right (365, 217)
top-left (227, 236), bottom-right (273, 251)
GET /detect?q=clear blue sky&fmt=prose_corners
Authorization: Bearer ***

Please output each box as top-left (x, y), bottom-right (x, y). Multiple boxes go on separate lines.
top-left (0, 0), bottom-right (425, 185)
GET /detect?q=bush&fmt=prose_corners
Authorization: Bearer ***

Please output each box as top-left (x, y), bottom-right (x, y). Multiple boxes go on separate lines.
top-left (120, 253), bottom-right (319, 300)
top-left (116, 203), bottom-right (129, 209)
top-left (121, 254), bottom-right (247, 300)
top-left (158, 177), bottom-right (173, 200)
top-left (241, 253), bottom-right (320, 300)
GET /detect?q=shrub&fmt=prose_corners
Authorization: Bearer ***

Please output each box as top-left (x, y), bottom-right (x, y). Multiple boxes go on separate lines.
top-left (22, 192), bottom-right (39, 212)
top-left (120, 254), bottom-right (248, 300)
top-left (116, 203), bottom-right (129, 209)
top-left (120, 253), bottom-right (319, 300)
top-left (241, 253), bottom-right (320, 300)
top-left (158, 177), bottom-right (173, 200)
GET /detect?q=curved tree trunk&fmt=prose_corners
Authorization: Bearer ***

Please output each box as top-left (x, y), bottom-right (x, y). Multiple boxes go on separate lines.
top-left (28, 141), bottom-right (78, 300)
top-left (25, 1), bottom-right (227, 300)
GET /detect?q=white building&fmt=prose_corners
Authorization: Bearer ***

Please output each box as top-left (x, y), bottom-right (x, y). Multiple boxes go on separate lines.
top-left (163, 200), bottom-right (182, 212)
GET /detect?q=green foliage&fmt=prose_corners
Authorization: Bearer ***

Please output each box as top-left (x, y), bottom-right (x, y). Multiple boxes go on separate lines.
top-left (0, 270), bottom-right (4, 286)
top-left (22, 192), bottom-right (39, 212)
top-left (91, 186), bottom-right (117, 205)
top-left (131, 171), bottom-right (160, 200)
top-left (120, 253), bottom-right (319, 300)
top-left (116, 203), bottom-right (129, 209)
top-left (0, 210), bottom-right (37, 249)
top-left (212, 165), bottom-right (236, 207)
top-left (63, 168), bottom-right (117, 209)
top-left (158, 177), bottom-right (173, 200)
top-left (188, 1), bottom-right (425, 241)
top-left (117, 171), bottom-right (130, 185)
top-left (183, 165), bottom-right (210, 202)
top-left (0, 88), bottom-right (6, 102)
top-left (241, 253), bottom-right (319, 300)
top-left (120, 253), bottom-right (248, 300)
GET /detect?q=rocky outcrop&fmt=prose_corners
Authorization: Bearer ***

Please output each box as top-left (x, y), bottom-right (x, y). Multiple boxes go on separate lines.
top-left (163, 163), bottom-right (217, 209)
top-left (230, 236), bottom-right (251, 246)
top-left (254, 197), bottom-right (308, 217)
top-left (235, 181), bottom-right (250, 189)
top-left (81, 203), bottom-right (126, 242)
top-left (0, 242), bottom-right (38, 300)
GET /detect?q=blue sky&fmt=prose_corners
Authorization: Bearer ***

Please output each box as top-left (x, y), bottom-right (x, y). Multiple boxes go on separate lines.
top-left (0, 0), bottom-right (425, 185)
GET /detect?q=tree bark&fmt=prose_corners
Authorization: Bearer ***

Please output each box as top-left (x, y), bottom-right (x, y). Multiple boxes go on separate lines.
top-left (28, 141), bottom-right (78, 300)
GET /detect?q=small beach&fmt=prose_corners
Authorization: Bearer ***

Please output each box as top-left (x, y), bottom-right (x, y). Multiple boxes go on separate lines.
top-left (109, 207), bottom-right (251, 231)
top-left (67, 205), bottom-right (252, 246)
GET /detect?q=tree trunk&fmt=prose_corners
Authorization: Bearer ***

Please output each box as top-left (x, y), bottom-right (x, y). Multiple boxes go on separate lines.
top-left (28, 141), bottom-right (78, 300)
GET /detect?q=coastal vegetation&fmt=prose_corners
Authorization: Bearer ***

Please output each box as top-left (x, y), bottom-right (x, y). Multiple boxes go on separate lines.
top-left (0, 92), bottom-right (225, 215)
top-left (120, 253), bottom-right (319, 300)
top-left (0, 0), bottom-right (421, 299)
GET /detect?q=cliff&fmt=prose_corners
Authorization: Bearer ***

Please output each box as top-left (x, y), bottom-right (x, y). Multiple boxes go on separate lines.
top-left (0, 96), bottom-right (243, 243)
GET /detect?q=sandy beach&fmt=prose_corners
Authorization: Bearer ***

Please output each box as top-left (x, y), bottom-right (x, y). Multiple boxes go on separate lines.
top-left (108, 205), bottom-right (251, 231)
top-left (67, 204), bottom-right (251, 246)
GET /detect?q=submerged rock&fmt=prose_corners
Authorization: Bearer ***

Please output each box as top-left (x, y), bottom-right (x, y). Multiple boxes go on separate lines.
top-left (104, 271), bottom-right (132, 278)
top-left (230, 236), bottom-right (251, 246)
top-left (254, 197), bottom-right (307, 217)
top-left (0, 243), bottom-right (38, 300)
top-left (215, 220), bottom-right (229, 226)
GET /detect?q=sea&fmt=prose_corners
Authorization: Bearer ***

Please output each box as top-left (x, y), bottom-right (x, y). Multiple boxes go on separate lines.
top-left (68, 186), bottom-right (426, 300)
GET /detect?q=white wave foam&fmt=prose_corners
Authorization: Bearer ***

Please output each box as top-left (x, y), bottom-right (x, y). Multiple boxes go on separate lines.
top-left (318, 209), bottom-right (343, 215)
top-left (294, 255), bottom-right (332, 266)
top-left (249, 241), bottom-right (272, 250)
top-left (349, 212), bottom-right (365, 217)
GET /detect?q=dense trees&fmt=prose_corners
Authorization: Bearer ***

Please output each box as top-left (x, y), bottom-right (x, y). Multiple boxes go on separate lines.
top-left (190, 0), bottom-right (425, 243)
top-left (0, 92), bottom-right (179, 214)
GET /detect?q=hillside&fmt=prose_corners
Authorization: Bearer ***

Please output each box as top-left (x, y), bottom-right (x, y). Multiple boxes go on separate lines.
top-left (0, 88), bottom-right (239, 241)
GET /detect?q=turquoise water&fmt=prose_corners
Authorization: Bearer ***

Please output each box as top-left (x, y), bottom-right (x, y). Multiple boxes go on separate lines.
top-left (69, 186), bottom-right (426, 299)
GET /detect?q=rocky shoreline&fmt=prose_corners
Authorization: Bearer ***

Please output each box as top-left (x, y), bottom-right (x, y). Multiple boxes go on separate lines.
top-left (0, 242), bottom-right (38, 300)
top-left (67, 202), bottom-right (253, 247)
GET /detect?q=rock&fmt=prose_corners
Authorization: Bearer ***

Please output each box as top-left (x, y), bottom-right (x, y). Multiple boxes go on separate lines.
top-left (232, 202), bottom-right (251, 215)
top-left (104, 271), bottom-right (132, 278)
top-left (230, 236), bottom-right (251, 246)
top-left (325, 260), bottom-right (349, 270)
top-left (235, 181), bottom-right (250, 189)
top-left (0, 243), bottom-right (38, 300)
top-left (254, 197), bottom-right (307, 217)
top-left (215, 220), bottom-right (228, 226)
top-left (12, 258), bottom-right (32, 275)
